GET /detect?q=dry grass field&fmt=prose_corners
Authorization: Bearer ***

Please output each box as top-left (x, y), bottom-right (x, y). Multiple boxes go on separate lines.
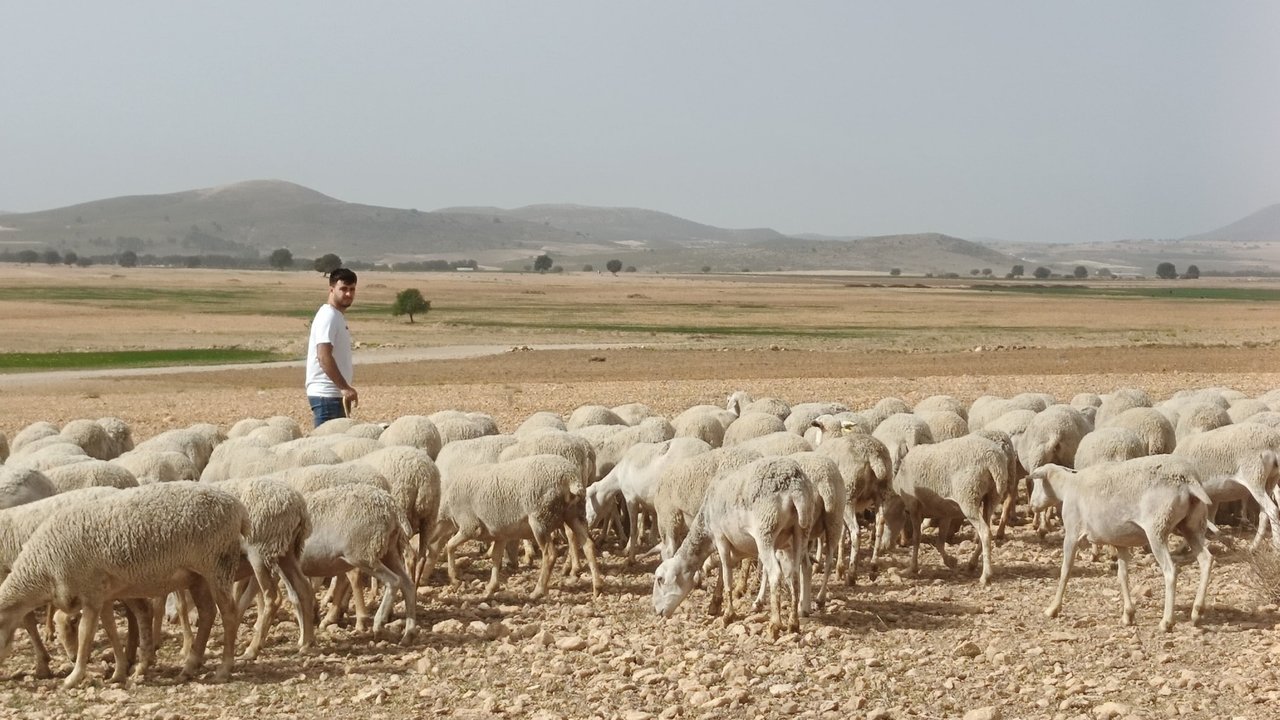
top-left (2, 266), bottom-right (1280, 720)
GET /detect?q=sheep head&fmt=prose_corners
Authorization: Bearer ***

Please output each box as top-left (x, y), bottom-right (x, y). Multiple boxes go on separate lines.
top-left (652, 557), bottom-right (697, 618)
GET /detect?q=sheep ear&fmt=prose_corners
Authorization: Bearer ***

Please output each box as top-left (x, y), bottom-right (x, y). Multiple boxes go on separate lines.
top-left (839, 420), bottom-right (856, 432)
top-left (813, 428), bottom-right (824, 446)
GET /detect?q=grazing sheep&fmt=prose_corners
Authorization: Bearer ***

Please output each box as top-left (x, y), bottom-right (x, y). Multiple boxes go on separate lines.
top-left (212, 477), bottom-right (315, 659)
top-left (1074, 427), bottom-right (1148, 469)
top-left (871, 413), bottom-right (934, 472)
top-left (132, 424), bottom-right (225, 473)
top-left (500, 430), bottom-right (597, 495)
top-left (1070, 393), bottom-right (1102, 410)
top-left (0, 482), bottom-right (247, 687)
top-left (515, 412), bottom-right (567, 436)
top-left (8, 422), bottom-right (59, 456)
top-left (673, 404), bottom-right (736, 434)
top-left (357, 446), bottom-right (442, 585)
top-left (814, 434), bottom-right (893, 583)
top-left (722, 411), bottom-right (787, 447)
top-left (277, 461), bottom-right (391, 495)
top-left (917, 410), bottom-right (968, 442)
top-left (10, 435), bottom-right (88, 463)
top-left (672, 409), bottom-right (727, 448)
top-left (1243, 411), bottom-right (1280, 430)
top-left (430, 410), bottom-right (500, 445)
top-left (244, 424), bottom-right (300, 447)
top-left (805, 413), bottom-right (873, 447)
top-left (585, 438), bottom-right (711, 562)
top-left (567, 404), bottom-right (627, 430)
top-left (344, 423), bottom-right (386, 441)
top-left (783, 402), bottom-right (851, 436)
top-left (574, 417), bottom-right (674, 481)
top-left (327, 436), bottom-right (382, 462)
top-left (111, 449), bottom-right (198, 484)
top-left (42, 460), bottom-right (139, 492)
top-left (984, 408), bottom-right (1037, 439)
top-left (379, 415), bottom-right (443, 457)
top-left (200, 440), bottom-right (341, 483)
top-left (0, 467), bottom-right (57, 510)
top-left (788, 452), bottom-right (846, 610)
top-left (1095, 388), bottom-right (1153, 426)
top-left (726, 391), bottom-right (791, 420)
top-left (736, 431), bottom-right (813, 456)
top-left (892, 434), bottom-right (1007, 585)
top-left (1015, 405), bottom-right (1092, 474)
top-left (427, 455), bottom-right (602, 599)
top-left (972, 429), bottom-right (1021, 541)
top-left (653, 447), bottom-right (764, 559)
top-left (1228, 398), bottom-right (1270, 424)
top-left (300, 483), bottom-right (416, 643)
top-left (913, 394), bottom-right (967, 420)
top-left (863, 397), bottom-right (911, 431)
top-left (1101, 407), bottom-right (1175, 455)
top-left (652, 456), bottom-right (813, 637)
top-left (311, 417), bottom-right (358, 436)
top-left (1172, 423), bottom-right (1280, 550)
top-left (1029, 458), bottom-right (1213, 631)
top-left (1174, 401), bottom-right (1232, 442)
top-left (59, 417), bottom-right (131, 460)
top-left (967, 396), bottom-right (1020, 432)
top-left (611, 403), bottom-right (655, 426)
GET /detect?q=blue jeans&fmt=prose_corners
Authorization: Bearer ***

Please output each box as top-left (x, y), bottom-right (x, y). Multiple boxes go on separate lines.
top-left (308, 395), bottom-right (347, 428)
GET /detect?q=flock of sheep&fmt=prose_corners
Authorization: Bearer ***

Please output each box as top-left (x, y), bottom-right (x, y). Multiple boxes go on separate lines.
top-left (0, 384), bottom-right (1278, 689)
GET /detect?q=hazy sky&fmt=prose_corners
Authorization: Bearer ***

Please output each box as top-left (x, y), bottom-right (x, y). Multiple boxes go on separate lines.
top-left (3, 2), bottom-right (1278, 243)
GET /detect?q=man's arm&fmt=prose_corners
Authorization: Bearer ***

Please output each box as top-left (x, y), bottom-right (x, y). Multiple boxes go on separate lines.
top-left (315, 342), bottom-right (358, 408)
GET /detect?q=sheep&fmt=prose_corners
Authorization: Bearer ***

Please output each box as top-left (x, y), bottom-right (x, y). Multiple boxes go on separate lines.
top-left (971, 429), bottom-right (1020, 541)
top-left (43, 460), bottom-right (140, 492)
top-left (983, 408), bottom-right (1037, 438)
top-left (1243, 411), bottom-right (1280, 430)
top-left (500, 430), bottom-right (597, 495)
top-left (788, 452), bottom-right (846, 610)
top-left (916, 410), bottom-right (968, 442)
top-left (201, 438), bottom-right (342, 482)
top-left (1073, 426), bottom-right (1148, 469)
top-left (515, 412), bottom-right (567, 436)
top-left (326, 436), bottom-right (382, 461)
top-left (93, 417), bottom-right (134, 458)
top-left (1172, 423), bottom-right (1280, 550)
top-left (611, 403), bottom-right (655, 426)
top-left (1095, 388), bottom-right (1153, 426)
top-left (132, 424), bottom-right (225, 473)
top-left (567, 404), bottom-right (627, 430)
top-left (427, 455), bottom-right (602, 599)
top-left (111, 449), bottom-right (198, 484)
top-left (0, 467), bottom-right (57, 510)
top-left (967, 396), bottom-right (1021, 432)
top-left (1174, 401), bottom-right (1232, 442)
top-left (1070, 392), bottom-right (1102, 410)
top-left (276, 461), bottom-right (391, 496)
top-left (430, 410), bottom-right (500, 445)
top-left (1015, 405), bottom-right (1091, 474)
top-left (652, 456), bottom-right (813, 638)
top-left (575, 417), bottom-right (674, 481)
top-left (312, 417), bottom-right (358, 436)
top-left (1261, 388), bottom-right (1280, 412)
top-left (300, 483), bottom-right (416, 643)
top-left (228, 418), bottom-right (268, 438)
top-left (804, 412), bottom-right (872, 447)
top-left (671, 409), bottom-right (727, 448)
top-left (585, 438), bottom-right (711, 562)
top-left (891, 434), bottom-right (1007, 585)
top-left (1028, 458), bottom-right (1214, 631)
top-left (379, 415), bottom-right (443, 457)
top-left (863, 397), bottom-right (911, 431)
top-left (244, 424), bottom-right (303, 447)
top-left (0, 482), bottom-right (246, 687)
top-left (736, 431), bottom-right (812, 457)
top-left (814, 434), bottom-right (893, 583)
top-left (673, 404), bottom-right (736, 434)
top-left (0, 431), bottom-right (7, 464)
top-left (726, 391), bottom-right (791, 420)
top-left (783, 402), bottom-right (851, 436)
top-left (434, 434), bottom-right (519, 482)
top-left (722, 411), bottom-right (787, 447)
top-left (214, 477), bottom-right (315, 659)
top-left (871, 413), bottom-right (934, 472)
top-left (913, 394), bottom-right (967, 420)
top-left (8, 422), bottom-right (59, 456)
top-left (10, 435), bottom-right (88, 462)
top-left (653, 447), bottom-right (764, 559)
top-left (1101, 407), bottom-right (1175, 455)
top-left (356, 446), bottom-right (442, 585)
top-left (0, 486), bottom-right (123, 678)
top-left (1228, 398), bottom-right (1270, 424)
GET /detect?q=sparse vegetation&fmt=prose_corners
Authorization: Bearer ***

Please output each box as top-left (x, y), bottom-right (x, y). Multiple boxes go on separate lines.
top-left (1033, 266), bottom-right (1051, 279)
top-left (1156, 261), bottom-right (1178, 279)
top-left (1184, 264), bottom-right (1200, 279)
top-left (1073, 265), bottom-right (1088, 279)
top-left (606, 259), bottom-right (622, 275)
top-left (391, 288), bottom-right (431, 323)
top-left (314, 253), bottom-right (342, 274)
top-left (269, 248), bottom-right (293, 270)
top-left (533, 254), bottom-right (553, 272)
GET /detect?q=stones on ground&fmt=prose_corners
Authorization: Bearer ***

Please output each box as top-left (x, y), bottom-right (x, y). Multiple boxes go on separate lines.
top-left (963, 707), bottom-right (1001, 720)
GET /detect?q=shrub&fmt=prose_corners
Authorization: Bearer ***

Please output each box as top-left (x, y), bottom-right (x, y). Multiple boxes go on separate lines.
top-left (392, 288), bottom-right (431, 323)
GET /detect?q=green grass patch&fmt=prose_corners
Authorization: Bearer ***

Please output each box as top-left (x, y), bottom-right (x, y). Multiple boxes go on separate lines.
top-left (0, 348), bottom-right (292, 372)
top-left (968, 284), bottom-right (1280, 301)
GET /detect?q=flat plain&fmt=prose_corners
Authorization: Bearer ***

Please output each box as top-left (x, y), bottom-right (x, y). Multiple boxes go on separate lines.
top-left (1, 265), bottom-right (1279, 720)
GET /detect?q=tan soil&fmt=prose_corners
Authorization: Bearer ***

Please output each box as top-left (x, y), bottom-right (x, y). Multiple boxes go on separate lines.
top-left (1, 269), bottom-right (1279, 719)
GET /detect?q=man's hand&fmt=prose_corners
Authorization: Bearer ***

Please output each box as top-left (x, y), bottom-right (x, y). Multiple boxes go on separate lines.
top-left (341, 386), bottom-right (359, 410)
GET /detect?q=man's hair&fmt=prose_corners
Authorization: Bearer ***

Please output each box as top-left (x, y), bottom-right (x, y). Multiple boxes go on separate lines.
top-left (329, 268), bottom-right (358, 286)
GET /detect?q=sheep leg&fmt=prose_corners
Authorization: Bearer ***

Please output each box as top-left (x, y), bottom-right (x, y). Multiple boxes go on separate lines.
top-left (994, 486), bottom-right (1017, 541)
top-left (967, 509), bottom-right (994, 586)
top-left (843, 506), bottom-right (860, 586)
top-left (123, 599), bottom-right (154, 681)
top-left (63, 602), bottom-right (100, 689)
top-left (483, 539), bottom-right (506, 600)
top-left (442, 529), bottom-right (475, 588)
top-left (565, 515), bottom-right (604, 597)
top-left (239, 575), bottom-right (270, 661)
top-left (1045, 531), bottom-right (1082, 619)
top-left (21, 612), bottom-right (52, 679)
top-left (180, 582), bottom-right (215, 680)
top-left (756, 538), bottom-right (784, 638)
top-left (714, 540), bottom-right (737, 624)
top-left (1114, 546), bottom-right (1136, 626)
top-left (908, 511), bottom-right (923, 576)
top-left (54, 609), bottom-right (75, 660)
top-left (100, 602), bottom-right (127, 684)
top-left (532, 526), bottom-right (559, 601)
top-left (321, 574), bottom-right (350, 629)
top-left (346, 570), bottom-right (371, 632)
top-left (278, 555), bottom-right (317, 653)
top-left (206, 580), bottom-right (239, 683)
top-left (813, 523), bottom-right (834, 611)
top-left (1145, 530), bottom-right (1179, 632)
top-left (371, 550), bottom-right (416, 644)
top-left (1183, 528), bottom-right (1214, 627)
top-left (1240, 479), bottom-right (1280, 550)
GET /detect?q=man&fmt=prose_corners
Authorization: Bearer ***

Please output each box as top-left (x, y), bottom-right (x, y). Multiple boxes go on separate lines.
top-left (306, 267), bottom-right (358, 427)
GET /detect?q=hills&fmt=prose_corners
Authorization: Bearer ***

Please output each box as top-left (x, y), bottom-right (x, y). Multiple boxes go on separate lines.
top-left (1, 180), bottom-right (1277, 274)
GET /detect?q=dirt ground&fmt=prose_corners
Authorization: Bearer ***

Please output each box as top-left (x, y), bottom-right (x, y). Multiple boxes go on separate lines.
top-left (2, 270), bottom-right (1280, 719)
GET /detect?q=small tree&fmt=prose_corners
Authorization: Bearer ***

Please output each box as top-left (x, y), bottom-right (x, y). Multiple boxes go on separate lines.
top-left (1011, 264), bottom-right (1025, 277)
top-left (314, 253), bottom-right (342, 274)
top-left (1073, 265), bottom-right (1088, 279)
top-left (625, 265), bottom-right (637, 273)
top-left (63, 251), bottom-right (78, 266)
top-left (1033, 266), bottom-right (1051, 279)
top-left (1096, 267), bottom-right (1113, 278)
top-left (1155, 262), bottom-right (1177, 279)
top-left (269, 247), bottom-right (293, 270)
top-left (15, 249), bottom-right (38, 264)
top-left (981, 268), bottom-right (992, 276)
top-left (606, 259), bottom-right (623, 275)
top-left (970, 269), bottom-right (980, 276)
top-left (533, 254), bottom-right (553, 272)
top-left (1183, 264), bottom-right (1200, 280)
top-left (42, 250), bottom-right (61, 265)
top-left (582, 264), bottom-right (594, 272)
top-left (119, 250), bottom-right (138, 268)
top-left (392, 288), bottom-right (431, 323)
top-left (889, 268), bottom-right (901, 276)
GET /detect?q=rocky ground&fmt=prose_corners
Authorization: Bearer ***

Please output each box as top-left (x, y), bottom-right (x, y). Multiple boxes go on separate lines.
top-left (2, 345), bottom-right (1280, 720)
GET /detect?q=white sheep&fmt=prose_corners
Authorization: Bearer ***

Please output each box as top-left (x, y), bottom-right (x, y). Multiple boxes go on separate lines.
top-left (515, 411), bottom-right (567, 436)
top-left (427, 455), bottom-right (602, 599)
top-left (652, 456), bottom-right (813, 638)
top-left (783, 402), bottom-right (851, 436)
top-left (1227, 398), bottom-right (1270, 424)
top-left (862, 397), bottom-right (911, 431)
top-left (1173, 401), bottom-right (1233, 442)
top-left (788, 452), bottom-right (846, 610)
top-left (1073, 426), bottom-right (1148, 469)
top-left (132, 424), bottom-right (225, 473)
top-left (972, 429), bottom-right (1020, 541)
top-left (500, 429), bottom-right (597, 496)
top-left (736, 431), bottom-right (813, 456)
top-left (575, 417), bottom-right (674, 481)
top-left (1015, 405), bottom-right (1091, 474)
top-left (1244, 412), bottom-right (1280, 430)
top-left (356, 446), bottom-right (442, 585)
top-left (814, 434), bottom-right (893, 584)
top-left (726, 391), bottom-right (791, 420)
top-left (567, 404), bottom-right (627, 430)
top-left (585, 438), bottom-right (711, 562)
top-left (671, 409), bottom-right (727, 448)
top-left (0, 467), bottom-right (57, 510)
top-left (311, 417), bottom-right (358, 436)
top-left (891, 434), bottom-right (1007, 585)
top-left (1070, 392), bottom-right (1102, 410)
top-left (8, 422), bottom-right (60, 456)
top-left (379, 414), bottom-right (444, 457)
top-left (722, 411), bottom-right (787, 447)
top-left (57, 417), bottom-right (131, 460)
top-left (0, 482), bottom-right (247, 687)
top-left (434, 434), bottom-right (519, 483)
top-left (110, 449), bottom-right (198, 483)
top-left (871, 412), bottom-right (934, 472)
top-left (327, 435), bottom-right (382, 461)
top-left (611, 403), bottom-right (655, 426)
top-left (913, 394), bottom-right (967, 420)
top-left (1029, 458), bottom-right (1214, 631)
top-left (42, 460), bottom-right (139, 493)
top-left (1095, 388), bottom-right (1152, 426)
top-left (1101, 407), bottom-right (1175, 455)
top-left (804, 413), bottom-right (871, 447)
top-left (653, 447), bottom-right (764, 559)
top-left (916, 410), bottom-right (968, 442)
top-left (300, 483), bottom-right (416, 643)
top-left (429, 410), bottom-right (500, 445)
top-left (1172, 423), bottom-right (1280, 550)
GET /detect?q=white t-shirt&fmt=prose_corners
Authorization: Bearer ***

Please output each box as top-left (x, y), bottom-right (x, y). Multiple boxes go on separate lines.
top-left (305, 304), bottom-right (353, 397)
